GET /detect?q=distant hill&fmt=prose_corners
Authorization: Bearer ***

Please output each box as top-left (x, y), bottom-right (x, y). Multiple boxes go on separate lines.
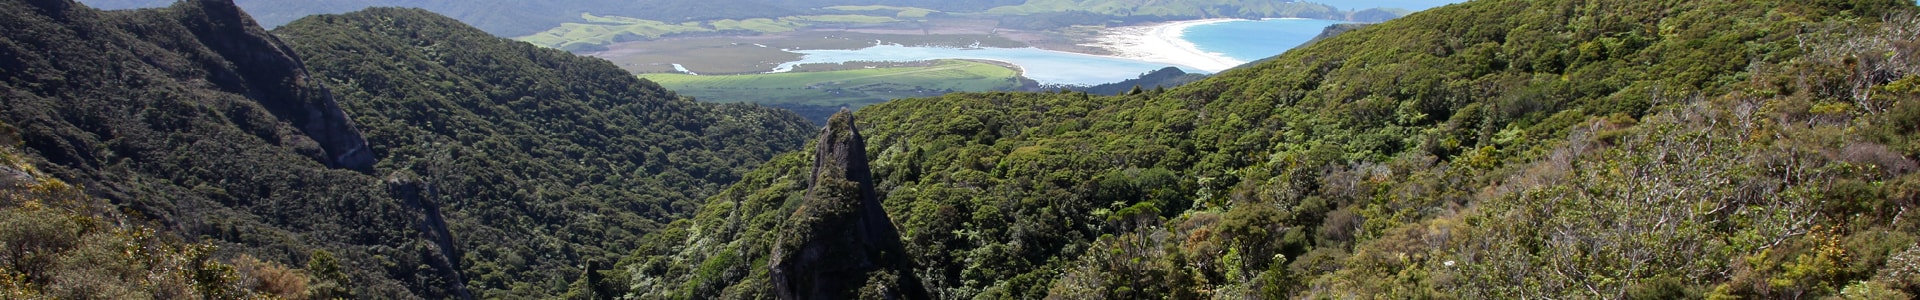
top-left (71, 0), bottom-right (1019, 37)
top-left (75, 0), bottom-right (794, 36)
top-left (986, 0), bottom-right (1403, 22)
top-left (75, 0), bottom-right (1435, 37)
top-left (1074, 66), bottom-right (1210, 96)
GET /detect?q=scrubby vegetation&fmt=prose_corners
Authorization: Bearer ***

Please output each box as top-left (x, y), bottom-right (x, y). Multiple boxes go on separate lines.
top-left (0, 136), bottom-right (323, 300)
top-left (622, 0), bottom-right (1920, 298)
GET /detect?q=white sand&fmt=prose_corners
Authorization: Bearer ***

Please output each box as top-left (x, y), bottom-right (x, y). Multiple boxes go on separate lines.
top-left (1083, 19), bottom-right (1246, 73)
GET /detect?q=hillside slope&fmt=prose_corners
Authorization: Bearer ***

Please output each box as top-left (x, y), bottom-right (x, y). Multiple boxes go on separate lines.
top-left (0, 0), bottom-right (458, 297)
top-left (622, 0), bottom-right (1920, 298)
top-left (272, 7), bottom-right (815, 297)
top-left (1, 0), bottom-right (813, 298)
top-left (0, 134), bottom-right (341, 299)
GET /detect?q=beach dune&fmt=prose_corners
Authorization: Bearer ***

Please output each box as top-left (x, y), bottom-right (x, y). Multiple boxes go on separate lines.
top-left (1083, 19), bottom-right (1246, 73)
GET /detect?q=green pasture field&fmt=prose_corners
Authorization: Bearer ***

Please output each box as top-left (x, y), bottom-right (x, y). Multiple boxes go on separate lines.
top-left (822, 5), bottom-right (940, 18)
top-left (593, 32), bottom-right (1025, 74)
top-left (515, 13), bottom-right (914, 50)
top-left (638, 59), bottom-right (1025, 107)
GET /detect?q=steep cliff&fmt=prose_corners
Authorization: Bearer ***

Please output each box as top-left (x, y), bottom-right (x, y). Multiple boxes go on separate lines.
top-left (0, 0), bottom-right (449, 297)
top-left (165, 0), bottom-right (375, 170)
top-left (3, 0), bottom-right (372, 171)
top-left (770, 110), bottom-right (928, 300)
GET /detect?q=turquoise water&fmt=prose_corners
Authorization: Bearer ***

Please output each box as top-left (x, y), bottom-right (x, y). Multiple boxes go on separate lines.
top-left (778, 45), bottom-right (1196, 86)
top-left (1181, 18), bottom-right (1348, 63)
top-left (1176, 1), bottom-right (1468, 65)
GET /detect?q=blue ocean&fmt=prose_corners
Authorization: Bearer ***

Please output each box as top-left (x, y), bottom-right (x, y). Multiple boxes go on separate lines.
top-left (1181, 0), bottom-right (1466, 64)
top-left (1181, 18), bottom-right (1349, 63)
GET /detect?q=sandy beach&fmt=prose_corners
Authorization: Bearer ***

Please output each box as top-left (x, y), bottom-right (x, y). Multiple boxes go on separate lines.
top-left (1083, 19), bottom-right (1246, 73)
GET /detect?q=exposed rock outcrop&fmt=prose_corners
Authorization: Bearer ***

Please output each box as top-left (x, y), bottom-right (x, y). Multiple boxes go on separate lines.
top-left (160, 0), bottom-right (376, 170)
top-left (770, 110), bottom-right (929, 300)
top-left (386, 173), bottom-right (474, 300)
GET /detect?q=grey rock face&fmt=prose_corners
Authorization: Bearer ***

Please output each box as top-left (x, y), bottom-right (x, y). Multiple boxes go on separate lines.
top-left (172, 0), bottom-right (376, 170)
top-left (770, 109), bottom-right (929, 300)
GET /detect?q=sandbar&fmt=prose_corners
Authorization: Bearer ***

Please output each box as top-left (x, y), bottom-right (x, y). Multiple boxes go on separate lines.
top-left (1083, 19), bottom-right (1246, 73)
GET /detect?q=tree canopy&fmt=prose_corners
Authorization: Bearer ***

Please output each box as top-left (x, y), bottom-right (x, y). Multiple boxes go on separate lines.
top-left (622, 0), bottom-right (1920, 298)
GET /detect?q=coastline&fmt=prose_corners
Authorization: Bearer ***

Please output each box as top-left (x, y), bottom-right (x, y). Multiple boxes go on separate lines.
top-left (1083, 19), bottom-right (1248, 73)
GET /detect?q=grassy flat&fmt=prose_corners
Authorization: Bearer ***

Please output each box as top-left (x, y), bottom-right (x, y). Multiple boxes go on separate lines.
top-left (515, 13), bottom-right (723, 50)
top-left (590, 32), bottom-right (1025, 74)
top-left (515, 13), bottom-right (909, 51)
top-left (823, 5), bottom-right (940, 18)
top-left (638, 59), bottom-right (1024, 107)
top-left (784, 14), bottom-right (902, 24)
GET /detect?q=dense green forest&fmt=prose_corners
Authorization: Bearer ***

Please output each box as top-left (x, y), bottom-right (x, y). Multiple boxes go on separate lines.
top-left (11, 0), bottom-right (1920, 298)
top-left (273, 7), bottom-right (816, 297)
top-left (1, 0), bottom-right (454, 296)
top-left (1, 0), bottom-right (810, 298)
top-left (621, 0), bottom-right (1920, 298)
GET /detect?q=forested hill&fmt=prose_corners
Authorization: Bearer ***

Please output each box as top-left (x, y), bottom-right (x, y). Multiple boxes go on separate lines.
top-left (623, 0), bottom-right (1920, 298)
top-left (0, 0), bottom-right (466, 296)
top-left (273, 7), bottom-right (815, 297)
top-left (1, 0), bottom-right (812, 298)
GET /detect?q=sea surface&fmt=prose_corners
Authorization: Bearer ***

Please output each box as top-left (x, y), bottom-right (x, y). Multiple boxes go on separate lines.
top-left (1181, 18), bottom-right (1349, 63)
